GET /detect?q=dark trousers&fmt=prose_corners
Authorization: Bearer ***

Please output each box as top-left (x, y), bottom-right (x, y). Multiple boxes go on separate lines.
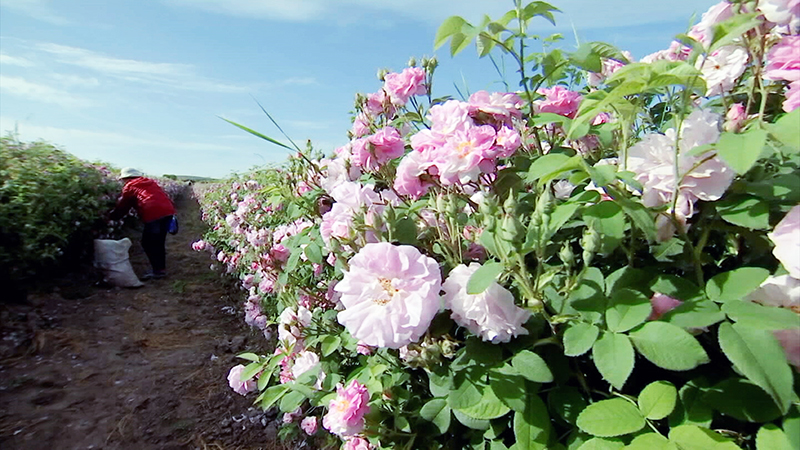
top-left (142, 215), bottom-right (172, 273)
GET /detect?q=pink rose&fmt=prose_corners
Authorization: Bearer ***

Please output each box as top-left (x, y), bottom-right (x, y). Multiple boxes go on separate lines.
top-left (764, 35), bottom-right (800, 83)
top-left (769, 205), bottom-right (800, 278)
top-left (535, 86), bottom-right (583, 118)
top-left (759, 0), bottom-right (800, 29)
top-left (227, 364), bottom-right (257, 396)
top-left (367, 127), bottom-right (406, 165)
top-left (648, 293), bottom-right (684, 321)
top-left (383, 67), bottom-right (427, 105)
top-left (724, 103), bottom-right (746, 132)
top-left (784, 80), bottom-right (800, 112)
top-left (442, 263), bottom-right (531, 343)
top-left (301, 416), bottom-right (318, 435)
top-left (774, 329), bottom-right (800, 370)
top-left (335, 243), bottom-right (442, 349)
top-left (322, 380), bottom-right (371, 437)
top-left (342, 436), bottom-right (375, 450)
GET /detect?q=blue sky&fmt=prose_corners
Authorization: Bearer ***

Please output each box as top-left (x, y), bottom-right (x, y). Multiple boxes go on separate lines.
top-left (0, 0), bottom-right (719, 178)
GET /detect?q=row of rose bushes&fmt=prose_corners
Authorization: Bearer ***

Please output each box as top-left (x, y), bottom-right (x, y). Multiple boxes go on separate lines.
top-left (0, 137), bottom-right (185, 289)
top-left (195, 1), bottom-right (799, 449)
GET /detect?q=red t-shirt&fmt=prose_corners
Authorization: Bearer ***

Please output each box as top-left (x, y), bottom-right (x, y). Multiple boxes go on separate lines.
top-left (112, 177), bottom-right (175, 223)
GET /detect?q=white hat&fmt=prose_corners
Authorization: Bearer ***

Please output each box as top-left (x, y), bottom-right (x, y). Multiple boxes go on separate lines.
top-left (119, 167), bottom-right (143, 179)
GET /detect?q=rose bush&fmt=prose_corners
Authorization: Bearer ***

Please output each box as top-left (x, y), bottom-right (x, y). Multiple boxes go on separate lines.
top-left (197, 1), bottom-right (800, 449)
top-left (0, 137), bottom-right (187, 291)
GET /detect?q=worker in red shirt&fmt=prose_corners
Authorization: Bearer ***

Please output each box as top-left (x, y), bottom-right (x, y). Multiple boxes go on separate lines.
top-left (110, 168), bottom-right (176, 280)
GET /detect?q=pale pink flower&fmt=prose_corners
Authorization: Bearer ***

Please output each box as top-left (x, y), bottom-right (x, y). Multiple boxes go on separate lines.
top-left (301, 416), bottom-right (318, 435)
top-left (774, 329), bottom-right (800, 370)
top-left (534, 86), bottom-right (583, 118)
top-left (687, 1), bottom-right (735, 47)
top-left (698, 45), bottom-right (749, 96)
top-left (364, 89), bottom-right (393, 117)
top-left (191, 240), bottom-right (207, 251)
top-left (764, 36), bottom-right (800, 82)
top-left (641, 41), bottom-right (689, 63)
top-left (627, 109), bottom-right (735, 239)
top-left (322, 380), bottom-right (371, 437)
top-left (494, 126), bottom-right (522, 158)
top-left (442, 263), bottom-right (531, 343)
top-left (769, 205), bottom-right (800, 278)
top-left (227, 364), bottom-right (257, 396)
top-left (759, 0), bottom-right (800, 30)
top-left (437, 124), bottom-right (498, 186)
top-left (394, 148), bottom-right (436, 198)
top-left (351, 112), bottom-right (370, 138)
top-left (724, 103), bottom-right (747, 132)
top-left (356, 341), bottom-right (373, 355)
top-left (365, 126), bottom-right (405, 167)
top-left (283, 408), bottom-right (301, 424)
top-left (746, 274), bottom-right (800, 309)
top-left (554, 180), bottom-right (576, 200)
top-left (648, 293), bottom-right (683, 321)
top-left (343, 436), bottom-right (375, 450)
top-left (335, 242), bottom-right (442, 348)
top-left (784, 80), bottom-right (800, 112)
top-left (292, 350), bottom-right (326, 388)
top-left (320, 181), bottom-right (388, 246)
top-left (427, 100), bottom-right (473, 136)
top-left (587, 51), bottom-right (633, 86)
top-left (383, 67), bottom-right (427, 105)
top-left (467, 90), bottom-right (525, 126)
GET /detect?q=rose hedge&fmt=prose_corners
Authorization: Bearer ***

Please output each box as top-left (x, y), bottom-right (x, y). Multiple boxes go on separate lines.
top-left (0, 137), bottom-right (186, 288)
top-left (196, 2), bottom-right (800, 449)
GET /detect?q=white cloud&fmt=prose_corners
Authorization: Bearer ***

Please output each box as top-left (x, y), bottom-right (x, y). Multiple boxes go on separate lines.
top-left (163, 0), bottom-right (718, 29)
top-left (0, 53), bottom-right (35, 67)
top-left (35, 43), bottom-right (252, 93)
top-left (0, 75), bottom-right (95, 107)
top-left (49, 73), bottom-right (100, 87)
top-left (0, 0), bottom-right (70, 25)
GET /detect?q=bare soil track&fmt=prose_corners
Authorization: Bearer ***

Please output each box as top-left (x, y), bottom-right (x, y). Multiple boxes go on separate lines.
top-left (0, 190), bottom-right (289, 450)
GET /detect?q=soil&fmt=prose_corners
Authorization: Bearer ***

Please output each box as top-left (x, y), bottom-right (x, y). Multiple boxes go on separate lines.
top-left (0, 189), bottom-right (293, 450)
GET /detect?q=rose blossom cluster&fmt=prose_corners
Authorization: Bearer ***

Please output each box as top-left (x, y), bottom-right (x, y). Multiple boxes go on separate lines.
top-left (335, 243), bottom-right (532, 350)
top-left (764, 35), bottom-right (800, 112)
top-left (320, 181), bottom-right (399, 250)
top-left (394, 91), bottom-right (524, 198)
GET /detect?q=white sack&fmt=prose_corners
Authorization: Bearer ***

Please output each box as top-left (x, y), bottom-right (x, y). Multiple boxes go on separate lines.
top-left (94, 238), bottom-right (143, 287)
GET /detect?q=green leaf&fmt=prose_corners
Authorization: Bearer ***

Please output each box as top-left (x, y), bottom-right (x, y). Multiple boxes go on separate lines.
top-left (320, 335), bottom-right (341, 357)
top-left (219, 117), bottom-right (292, 150)
top-left (716, 196), bottom-right (771, 230)
top-left (701, 378), bottom-right (782, 423)
top-left (490, 367), bottom-right (527, 412)
top-left (570, 42), bottom-right (603, 72)
top-left (662, 300), bottom-right (725, 330)
top-left (715, 129), bottom-right (768, 175)
top-left (456, 384), bottom-right (512, 420)
top-left (453, 409), bottom-right (490, 430)
top-left (605, 288), bottom-right (652, 333)
top-left (669, 380), bottom-right (713, 428)
top-left (783, 407), bottom-right (800, 450)
top-left (637, 381), bottom-right (677, 420)
top-left (757, 424), bottom-right (792, 450)
top-left (532, 113), bottom-right (573, 127)
top-left (240, 361), bottom-right (264, 381)
top-left (237, 352), bottom-right (260, 362)
top-left (549, 387), bottom-right (587, 425)
top-left (513, 393), bottom-right (551, 450)
top-left (722, 300), bottom-right (800, 330)
top-left (435, 16), bottom-right (467, 49)
top-left (668, 425), bottom-right (742, 450)
top-left (592, 332), bottom-right (635, 390)
top-left (584, 201), bottom-right (625, 254)
top-left (608, 190), bottom-right (657, 242)
top-left (576, 398), bottom-right (646, 437)
top-left (420, 398), bottom-right (452, 435)
top-left (706, 267), bottom-right (770, 302)
top-left (577, 438), bottom-right (624, 450)
top-left (626, 433), bottom-right (677, 450)
top-left (629, 322), bottom-right (710, 371)
top-left (256, 384), bottom-right (289, 410)
top-left (303, 242), bottom-right (323, 264)
top-left (527, 153), bottom-right (572, 182)
top-left (279, 389), bottom-right (305, 413)
top-left (466, 261), bottom-right (504, 295)
top-left (769, 108), bottom-right (800, 151)
top-left (717, 322), bottom-right (794, 413)
top-left (449, 371), bottom-right (484, 410)
top-left (709, 13), bottom-right (761, 51)
top-left (512, 350), bottom-right (554, 383)
top-left (564, 323), bottom-right (600, 356)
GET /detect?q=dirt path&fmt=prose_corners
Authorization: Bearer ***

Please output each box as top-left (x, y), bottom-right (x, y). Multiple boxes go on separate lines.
top-left (0, 190), bottom-right (285, 450)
